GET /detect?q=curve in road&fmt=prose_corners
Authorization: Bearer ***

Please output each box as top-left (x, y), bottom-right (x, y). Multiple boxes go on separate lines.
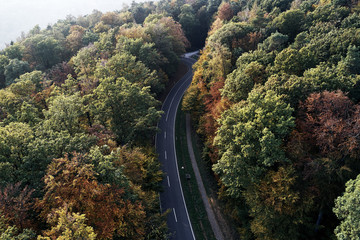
top-left (156, 57), bottom-right (197, 240)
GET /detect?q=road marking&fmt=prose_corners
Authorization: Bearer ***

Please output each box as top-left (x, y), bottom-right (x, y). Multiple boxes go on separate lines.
top-left (165, 75), bottom-right (191, 122)
top-left (167, 176), bottom-right (171, 187)
top-left (171, 71), bottom-right (196, 239)
top-left (173, 208), bottom-right (178, 222)
top-left (165, 151), bottom-right (167, 160)
top-left (155, 57), bottom-right (196, 239)
top-left (164, 131), bottom-right (166, 139)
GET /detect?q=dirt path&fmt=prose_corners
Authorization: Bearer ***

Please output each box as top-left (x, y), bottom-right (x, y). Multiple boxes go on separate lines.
top-left (185, 114), bottom-right (225, 240)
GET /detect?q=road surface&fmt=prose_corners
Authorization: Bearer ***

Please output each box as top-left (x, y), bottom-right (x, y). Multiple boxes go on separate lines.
top-left (156, 56), bottom-right (197, 240)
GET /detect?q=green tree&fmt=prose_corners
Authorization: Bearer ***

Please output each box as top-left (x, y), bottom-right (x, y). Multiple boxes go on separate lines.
top-left (92, 77), bottom-right (162, 144)
top-left (16, 70), bottom-right (43, 91)
top-left (0, 122), bottom-right (34, 184)
top-left (341, 45), bottom-right (360, 74)
top-left (334, 174), bottom-right (360, 240)
top-left (272, 9), bottom-right (305, 40)
top-left (95, 52), bottom-right (163, 94)
top-left (144, 15), bottom-right (189, 74)
top-left (23, 35), bottom-right (63, 69)
top-left (0, 55), bottom-right (9, 88)
top-left (179, 4), bottom-right (200, 46)
top-left (213, 87), bottom-right (294, 197)
top-left (222, 61), bottom-right (266, 102)
top-left (42, 94), bottom-right (84, 135)
top-left (115, 36), bottom-right (164, 71)
top-left (273, 47), bottom-right (315, 76)
top-left (259, 31), bottom-right (289, 52)
top-left (4, 59), bottom-right (30, 86)
top-left (71, 44), bottom-right (99, 78)
top-left (3, 43), bottom-right (24, 60)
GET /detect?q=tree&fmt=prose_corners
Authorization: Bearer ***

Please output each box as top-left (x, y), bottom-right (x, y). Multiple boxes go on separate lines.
top-left (115, 36), bottom-right (165, 71)
top-left (273, 48), bottom-right (315, 76)
top-left (217, 2), bottom-right (234, 21)
top-left (42, 94), bottom-right (85, 135)
top-left (0, 55), bottom-right (9, 88)
top-left (92, 77), bottom-right (162, 144)
top-left (0, 224), bottom-right (35, 240)
top-left (3, 43), bottom-right (24, 60)
top-left (95, 52), bottom-right (163, 94)
top-left (244, 166), bottom-right (312, 240)
top-left (16, 70), bottom-right (43, 91)
top-left (213, 87), bottom-right (294, 197)
top-left (100, 12), bottom-right (122, 28)
top-left (38, 207), bottom-right (97, 240)
top-left (179, 4), bottom-right (201, 46)
top-left (259, 31), bottom-right (289, 52)
top-left (341, 45), bottom-right (360, 74)
top-left (294, 91), bottom-right (360, 161)
top-left (66, 25), bottom-right (86, 54)
top-left (207, 22), bottom-right (254, 51)
top-left (37, 153), bottom-right (146, 239)
top-left (144, 15), bottom-right (189, 74)
top-left (46, 62), bottom-right (75, 86)
top-left (272, 9), bottom-right (305, 40)
top-left (0, 122), bottom-right (34, 183)
top-left (222, 61), bottom-right (266, 102)
top-left (71, 44), bottom-right (99, 78)
top-left (22, 35), bottom-right (63, 69)
top-left (0, 183), bottom-right (35, 230)
top-left (333, 174), bottom-right (360, 240)
top-left (4, 59), bottom-right (30, 86)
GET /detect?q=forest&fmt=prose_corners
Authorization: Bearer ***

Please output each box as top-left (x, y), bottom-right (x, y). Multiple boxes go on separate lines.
top-left (182, 0), bottom-right (360, 239)
top-left (0, 0), bottom-right (360, 239)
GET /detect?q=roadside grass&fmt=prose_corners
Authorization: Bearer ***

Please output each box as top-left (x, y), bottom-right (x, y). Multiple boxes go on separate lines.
top-left (187, 114), bottom-right (240, 240)
top-left (175, 107), bottom-right (216, 240)
top-left (189, 122), bottom-right (219, 199)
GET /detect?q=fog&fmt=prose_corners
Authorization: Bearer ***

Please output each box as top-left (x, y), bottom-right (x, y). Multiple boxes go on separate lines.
top-left (0, 0), bottom-right (143, 49)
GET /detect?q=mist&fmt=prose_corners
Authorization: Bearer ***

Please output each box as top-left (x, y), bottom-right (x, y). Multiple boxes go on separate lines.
top-left (0, 0), bottom-right (144, 49)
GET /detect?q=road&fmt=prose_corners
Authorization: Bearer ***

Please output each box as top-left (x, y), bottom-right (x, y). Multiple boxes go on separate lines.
top-left (156, 56), bottom-right (197, 240)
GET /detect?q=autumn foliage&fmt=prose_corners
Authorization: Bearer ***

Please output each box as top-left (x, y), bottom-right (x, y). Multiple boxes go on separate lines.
top-left (37, 153), bottom-right (146, 239)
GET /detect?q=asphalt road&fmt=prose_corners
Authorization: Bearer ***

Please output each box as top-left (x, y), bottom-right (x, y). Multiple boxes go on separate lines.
top-left (156, 56), bottom-right (197, 240)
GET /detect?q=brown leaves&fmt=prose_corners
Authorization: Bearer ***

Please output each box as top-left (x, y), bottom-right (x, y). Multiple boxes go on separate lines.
top-left (37, 153), bottom-right (146, 239)
top-left (295, 90), bottom-right (360, 160)
top-left (0, 182), bottom-right (35, 229)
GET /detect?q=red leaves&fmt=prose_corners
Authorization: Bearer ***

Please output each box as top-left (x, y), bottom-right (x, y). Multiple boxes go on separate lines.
top-left (296, 91), bottom-right (360, 159)
top-left (0, 182), bottom-right (35, 229)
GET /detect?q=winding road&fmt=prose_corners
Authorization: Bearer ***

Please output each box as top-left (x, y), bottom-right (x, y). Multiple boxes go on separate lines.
top-left (156, 55), bottom-right (197, 240)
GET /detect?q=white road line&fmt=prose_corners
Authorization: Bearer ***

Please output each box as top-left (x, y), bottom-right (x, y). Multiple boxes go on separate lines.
top-left (167, 176), bottom-right (171, 187)
top-left (164, 131), bottom-right (166, 139)
top-left (173, 208), bottom-right (178, 222)
top-left (165, 151), bottom-right (167, 160)
top-left (165, 75), bottom-right (191, 121)
top-left (171, 66), bottom-right (196, 239)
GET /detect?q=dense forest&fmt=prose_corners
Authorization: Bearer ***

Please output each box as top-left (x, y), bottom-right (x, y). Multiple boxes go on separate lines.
top-left (1, 0), bottom-right (360, 239)
top-left (0, 0), bottom-right (211, 238)
top-left (182, 0), bottom-right (360, 239)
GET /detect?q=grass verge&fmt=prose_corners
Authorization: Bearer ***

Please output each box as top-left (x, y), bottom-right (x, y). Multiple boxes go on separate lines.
top-left (175, 107), bottom-right (216, 240)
